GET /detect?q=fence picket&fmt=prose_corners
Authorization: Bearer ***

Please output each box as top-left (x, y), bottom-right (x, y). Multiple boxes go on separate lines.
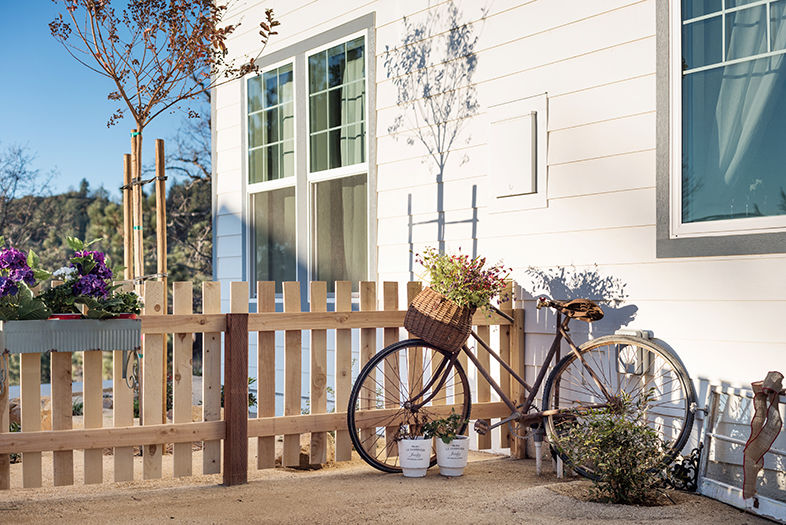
top-left (172, 282), bottom-right (193, 477)
top-left (406, 282), bottom-right (423, 399)
top-left (51, 350), bottom-right (73, 485)
top-left (0, 351), bottom-right (10, 489)
top-left (83, 350), bottom-right (103, 484)
top-left (201, 282), bottom-right (221, 474)
top-left (498, 282), bottom-right (513, 449)
top-left (359, 282), bottom-right (376, 456)
top-left (383, 282), bottom-right (399, 456)
top-left (21, 353), bottom-right (41, 487)
top-left (142, 281), bottom-right (165, 479)
top-left (476, 325), bottom-right (491, 450)
top-left (334, 281), bottom-right (352, 462)
top-left (510, 307), bottom-right (526, 459)
top-left (113, 282), bottom-right (135, 482)
top-left (257, 281), bottom-right (276, 469)
top-left (310, 282), bottom-right (327, 465)
top-left (282, 282), bottom-right (301, 467)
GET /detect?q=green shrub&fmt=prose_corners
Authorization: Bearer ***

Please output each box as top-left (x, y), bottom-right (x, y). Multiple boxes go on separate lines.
top-left (556, 391), bottom-right (667, 505)
top-left (72, 399), bottom-right (83, 416)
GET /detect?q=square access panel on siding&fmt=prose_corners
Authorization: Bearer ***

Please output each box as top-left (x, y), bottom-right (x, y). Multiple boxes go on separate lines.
top-left (487, 93), bottom-right (548, 212)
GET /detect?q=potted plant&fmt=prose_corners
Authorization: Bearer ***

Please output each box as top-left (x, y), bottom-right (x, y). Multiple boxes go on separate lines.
top-left (423, 410), bottom-right (470, 477)
top-left (80, 289), bottom-right (143, 319)
top-left (41, 269), bottom-right (82, 319)
top-left (42, 237), bottom-right (135, 319)
top-left (0, 238), bottom-right (52, 321)
top-left (396, 418), bottom-right (431, 478)
top-left (405, 247), bottom-right (509, 352)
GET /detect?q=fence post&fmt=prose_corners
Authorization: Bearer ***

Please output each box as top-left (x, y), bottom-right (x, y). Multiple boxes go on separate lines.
top-left (223, 312), bottom-right (248, 486)
top-left (511, 301), bottom-right (526, 459)
top-left (499, 281), bottom-right (513, 449)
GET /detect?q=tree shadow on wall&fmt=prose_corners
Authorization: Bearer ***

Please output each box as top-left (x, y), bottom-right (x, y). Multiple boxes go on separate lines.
top-left (384, 2), bottom-right (486, 264)
top-left (523, 265), bottom-right (638, 338)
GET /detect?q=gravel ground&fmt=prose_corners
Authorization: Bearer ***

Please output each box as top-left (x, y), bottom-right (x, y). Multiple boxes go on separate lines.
top-left (0, 450), bottom-right (772, 524)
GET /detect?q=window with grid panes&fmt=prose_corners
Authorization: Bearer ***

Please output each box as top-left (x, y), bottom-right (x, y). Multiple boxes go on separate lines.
top-left (247, 63), bottom-right (296, 287)
top-left (676, 0), bottom-right (786, 237)
top-left (308, 36), bottom-right (368, 292)
top-left (248, 64), bottom-right (294, 183)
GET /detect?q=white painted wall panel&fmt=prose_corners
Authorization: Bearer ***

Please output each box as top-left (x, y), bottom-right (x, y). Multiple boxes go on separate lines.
top-left (548, 113), bottom-right (656, 166)
top-left (548, 150), bottom-right (655, 199)
top-left (548, 74), bottom-right (656, 131)
top-left (214, 0), bottom-right (784, 400)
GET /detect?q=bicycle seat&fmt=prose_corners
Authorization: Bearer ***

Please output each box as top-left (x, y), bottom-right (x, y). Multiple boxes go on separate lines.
top-left (539, 298), bottom-right (604, 322)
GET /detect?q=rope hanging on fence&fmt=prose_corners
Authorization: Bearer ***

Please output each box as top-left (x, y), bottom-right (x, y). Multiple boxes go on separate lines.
top-left (119, 175), bottom-right (167, 191)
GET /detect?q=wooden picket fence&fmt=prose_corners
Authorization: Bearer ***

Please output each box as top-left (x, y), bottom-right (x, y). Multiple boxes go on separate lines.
top-left (0, 280), bottom-right (525, 489)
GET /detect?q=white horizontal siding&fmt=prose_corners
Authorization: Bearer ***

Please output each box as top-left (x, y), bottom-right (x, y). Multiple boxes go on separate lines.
top-left (213, 0), bottom-right (784, 394)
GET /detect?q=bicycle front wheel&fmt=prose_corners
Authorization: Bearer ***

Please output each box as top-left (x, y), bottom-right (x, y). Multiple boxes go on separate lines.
top-left (542, 335), bottom-right (696, 480)
top-left (347, 339), bottom-right (471, 473)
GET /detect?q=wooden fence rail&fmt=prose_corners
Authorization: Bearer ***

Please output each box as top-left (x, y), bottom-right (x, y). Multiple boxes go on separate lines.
top-left (0, 280), bottom-right (525, 490)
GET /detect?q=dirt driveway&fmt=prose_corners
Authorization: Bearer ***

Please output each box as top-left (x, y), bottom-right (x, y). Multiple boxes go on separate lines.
top-left (0, 451), bottom-right (770, 524)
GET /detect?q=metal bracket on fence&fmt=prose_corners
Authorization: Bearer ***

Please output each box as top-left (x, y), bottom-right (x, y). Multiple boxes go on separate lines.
top-left (122, 347), bottom-right (142, 390)
top-left (663, 443), bottom-right (703, 492)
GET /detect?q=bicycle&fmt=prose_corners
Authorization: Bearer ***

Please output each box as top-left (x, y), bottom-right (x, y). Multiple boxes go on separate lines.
top-left (347, 297), bottom-right (697, 479)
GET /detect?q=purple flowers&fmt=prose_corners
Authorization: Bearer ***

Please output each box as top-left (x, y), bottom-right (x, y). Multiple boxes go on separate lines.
top-left (71, 250), bottom-right (113, 280)
top-left (0, 246), bottom-right (36, 296)
top-left (72, 274), bottom-right (109, 299)
top-left (0, 247), bottom-right (27, 271)
top-left (68, 249), bottom-right (113, 299)
top-left (0, 277), bottom-right (18, 298)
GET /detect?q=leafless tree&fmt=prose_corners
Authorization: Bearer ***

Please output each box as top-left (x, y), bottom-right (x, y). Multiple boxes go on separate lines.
top-left (50, 0), bottom-right (279, 277)
top-left (0, 144), bottom-right (61, 248)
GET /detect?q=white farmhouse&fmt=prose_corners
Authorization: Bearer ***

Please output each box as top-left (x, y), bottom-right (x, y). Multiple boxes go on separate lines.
top-left (211, 0), bottom-right (785, 513)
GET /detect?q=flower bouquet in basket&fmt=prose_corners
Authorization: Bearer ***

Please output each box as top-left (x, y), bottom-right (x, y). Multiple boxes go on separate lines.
top-left (405, 247), bottom-right (509, 352)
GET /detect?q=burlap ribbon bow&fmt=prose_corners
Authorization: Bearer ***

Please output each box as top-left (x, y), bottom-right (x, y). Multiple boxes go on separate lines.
top-left (742, 370), bottom-right (784, 500)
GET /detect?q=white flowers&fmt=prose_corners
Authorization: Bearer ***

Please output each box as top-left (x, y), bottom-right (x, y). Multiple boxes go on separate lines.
top-left (52, 266), bottom-right (77, 279)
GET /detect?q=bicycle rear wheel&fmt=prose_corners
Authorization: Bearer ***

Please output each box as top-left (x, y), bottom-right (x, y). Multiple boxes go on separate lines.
top-left (347, 339), bottom-right (471, 473)
top-left (542, 335), bottom-right (696, 480)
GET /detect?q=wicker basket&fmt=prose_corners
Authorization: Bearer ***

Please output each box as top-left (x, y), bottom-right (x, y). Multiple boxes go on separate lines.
top-left (403, 287), bottom-right (475, 352)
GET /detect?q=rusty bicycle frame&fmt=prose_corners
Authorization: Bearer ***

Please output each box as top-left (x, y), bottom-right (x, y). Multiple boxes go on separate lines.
top-left (407, 300), bottom-right (611, 435)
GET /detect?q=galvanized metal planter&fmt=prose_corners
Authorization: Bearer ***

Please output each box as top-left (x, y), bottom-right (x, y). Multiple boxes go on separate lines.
top-left (0, 319), bottom-right (141, 354)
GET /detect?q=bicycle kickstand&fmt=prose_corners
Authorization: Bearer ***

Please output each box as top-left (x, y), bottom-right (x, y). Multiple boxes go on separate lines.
top-left (473, 411), bottom-right (522, 435)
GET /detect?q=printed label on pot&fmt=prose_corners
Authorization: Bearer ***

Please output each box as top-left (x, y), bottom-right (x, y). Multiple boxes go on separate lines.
top-left (445, 446), bottom-right (464, 460)
top-left (403, 443), bottom-right (428, 460)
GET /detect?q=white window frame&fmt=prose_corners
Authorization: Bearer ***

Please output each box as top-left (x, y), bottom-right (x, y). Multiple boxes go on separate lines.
top-left (245, 58), bottom-right (299, 298)
top-left (242, 28), bottom-right (373, 301)
top-left (306, 29), bottom-right (371, 289)
top-left (669, 0), bottom-right (786, 239)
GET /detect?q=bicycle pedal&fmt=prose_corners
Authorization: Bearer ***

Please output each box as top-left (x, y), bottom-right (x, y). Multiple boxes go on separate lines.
top-left (474, 419), bottom-right (490, 435)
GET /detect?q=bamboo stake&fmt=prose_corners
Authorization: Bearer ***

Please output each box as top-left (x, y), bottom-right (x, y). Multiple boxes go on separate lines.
top-left (155, 139), bottom-right (167, 292)
top-left (123, 154), bottom-right (132, 281)
top-left (131, 129), bottom-right (144, 280)
top-left (155, 139), bottom-right (168, 423)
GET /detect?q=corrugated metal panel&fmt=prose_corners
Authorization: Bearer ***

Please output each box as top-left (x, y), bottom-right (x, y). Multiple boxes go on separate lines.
top-left (0, 319), bottom-right (141, 353)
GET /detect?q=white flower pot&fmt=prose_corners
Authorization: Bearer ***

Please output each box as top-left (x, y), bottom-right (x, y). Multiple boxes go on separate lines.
top-left (436, 435), bottom-right (469, 477)
top-left (399, 437), bottom-right (431, 477)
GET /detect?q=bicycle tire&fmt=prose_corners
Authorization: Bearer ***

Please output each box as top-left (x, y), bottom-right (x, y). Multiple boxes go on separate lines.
top-left (347, 338), bottom-right (471, 473)
top-left (541, 335), bottom-right (696, 480)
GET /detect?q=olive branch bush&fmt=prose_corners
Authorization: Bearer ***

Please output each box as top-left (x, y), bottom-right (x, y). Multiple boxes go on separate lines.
top-left (556, 390), bottom-right (669, 505)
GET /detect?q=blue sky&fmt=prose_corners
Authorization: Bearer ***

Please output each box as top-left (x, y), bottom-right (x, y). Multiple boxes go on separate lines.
top-left (0, 3), bottom-right (188, 199)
